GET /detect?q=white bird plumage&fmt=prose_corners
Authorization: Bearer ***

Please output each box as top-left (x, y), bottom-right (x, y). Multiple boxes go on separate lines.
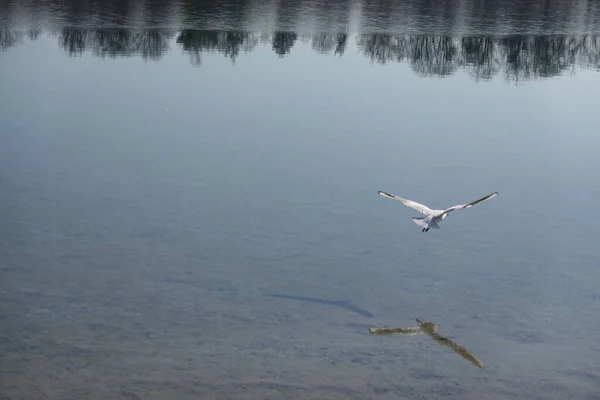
top-left (378, 190), bottom-right (498, 232)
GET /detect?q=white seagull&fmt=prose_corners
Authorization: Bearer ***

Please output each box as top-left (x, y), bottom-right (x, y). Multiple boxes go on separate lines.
top-left (378, 190), bottom-right (498, 232)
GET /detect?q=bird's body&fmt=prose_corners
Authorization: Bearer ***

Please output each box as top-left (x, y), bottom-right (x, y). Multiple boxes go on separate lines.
top-left (378, 190), bottom-right (498, 232)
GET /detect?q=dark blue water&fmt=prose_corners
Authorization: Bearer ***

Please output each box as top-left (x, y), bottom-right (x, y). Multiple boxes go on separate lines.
top-left (1, 1), bottom-right (600, 399)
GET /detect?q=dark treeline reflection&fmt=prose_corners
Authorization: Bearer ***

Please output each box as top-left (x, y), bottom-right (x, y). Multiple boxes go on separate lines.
top-left (357, 35), bottom-right (600, 80)
top-left (5, 27), bottom-right (597, 81)
top-left (0, 28), bottom-right (40, 52)
top-left (2, 0), bottom-right (600, 80)
top-left (59, 28), bottom-right (174, 60)
top-left (3, 27), bottom-right (599, 81)
top-left (176, 30), bottom-right (256, 65)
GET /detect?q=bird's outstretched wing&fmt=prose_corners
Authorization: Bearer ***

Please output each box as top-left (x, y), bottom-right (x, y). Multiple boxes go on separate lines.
top-left (378, 191), bottom-right (435, 216)
top-left (440, 192), bottom-right (498, 217)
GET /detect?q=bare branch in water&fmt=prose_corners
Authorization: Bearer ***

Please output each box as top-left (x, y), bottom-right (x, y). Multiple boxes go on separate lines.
top-left (370, 318), bottom-right (485, 369)
top-left (368, 326), bottom-right (426, 335)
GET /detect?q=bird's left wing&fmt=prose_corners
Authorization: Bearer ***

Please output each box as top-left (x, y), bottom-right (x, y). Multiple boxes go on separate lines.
top-left (378, 191), bottom-right (435, 216)
top-left (440, 192), bottom-right (498, 217)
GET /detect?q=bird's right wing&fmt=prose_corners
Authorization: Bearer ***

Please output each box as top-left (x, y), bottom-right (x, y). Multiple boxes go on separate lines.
top-left (378, 191), bottom-right (435, 216)
top-left (440, 192), bottom-right (498, 217)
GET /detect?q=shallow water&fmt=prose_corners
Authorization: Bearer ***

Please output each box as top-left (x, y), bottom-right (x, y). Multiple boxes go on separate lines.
top-left (1, 0), bottom-right (600, 399)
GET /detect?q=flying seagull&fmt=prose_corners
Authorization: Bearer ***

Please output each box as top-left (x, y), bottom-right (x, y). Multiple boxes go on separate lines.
top-left (378, 190), bottom-right (498, 232)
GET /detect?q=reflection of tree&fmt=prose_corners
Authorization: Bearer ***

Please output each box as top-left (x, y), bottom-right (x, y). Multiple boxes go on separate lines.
top-left (0, 30), bottom-right (23, 52)
top-left (357, 34), bottom-right (408, 64)
top-left (499, 36), bottom-right (600, 81)
top-left (499, 36), bottom-right (597, 82)
top-left (358, 33), bottom-right (600, 81)
top-left (60, 28), bottom-right (87, 55)
top-left (28, 29), bottom-right (41, 41)
top-left (356, 35), bottom-right (459, 76)
top-left (408, 36), bottom-right (457, 76)
top-left (176, 30), bottom-right (257, 66)
top-left (335, 34), bottom-right (348, 56)
top-left (272, 31), bottom-right (297, 57)
top-left (6, 24), bottom-right (599, 81)
top-left (58, 28), bottom-right (173, 61)
top-left (311, 33), bottom-right (348, 56)
top-left (460, 37), bottom-right (499, 81)
top-left (0, 29), bottom-right (41, 53)
top-left (572, 36), bottom-right (600, 71)
top-left (2, 0), bottom-right (600, 80)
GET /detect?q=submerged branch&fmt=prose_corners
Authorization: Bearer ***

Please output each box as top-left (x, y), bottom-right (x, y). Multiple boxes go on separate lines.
top-left (369, 326), bottom-right (427, 335)
top-left (370, 318), bottom-right (485, 369)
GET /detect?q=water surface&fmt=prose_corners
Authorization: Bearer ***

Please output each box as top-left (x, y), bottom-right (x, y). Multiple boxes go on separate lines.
top-left (1, 0), bottom-right (600, 399)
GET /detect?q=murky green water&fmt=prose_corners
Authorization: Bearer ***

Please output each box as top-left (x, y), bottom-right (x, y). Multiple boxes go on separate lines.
top-left (1, 0), bottom-right (600, 399)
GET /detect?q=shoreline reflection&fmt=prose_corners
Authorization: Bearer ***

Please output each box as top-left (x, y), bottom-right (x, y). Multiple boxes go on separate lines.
top-left (2, 0), bottom-right (600, 81)
top-left (3, 28), bottom-right (599, 82)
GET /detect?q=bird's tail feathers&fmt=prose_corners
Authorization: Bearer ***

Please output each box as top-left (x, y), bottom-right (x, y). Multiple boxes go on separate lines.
top-left (412, 217), bottom-right (428, 228)
top-left (412, 216), bottom-right (440, 229)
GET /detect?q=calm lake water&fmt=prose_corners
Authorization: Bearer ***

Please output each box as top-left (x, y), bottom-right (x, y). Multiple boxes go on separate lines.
top-left (1, 0), bottom-right (600, 399)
